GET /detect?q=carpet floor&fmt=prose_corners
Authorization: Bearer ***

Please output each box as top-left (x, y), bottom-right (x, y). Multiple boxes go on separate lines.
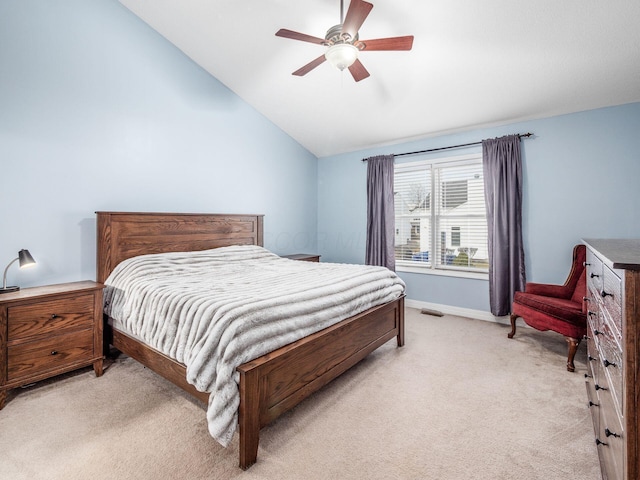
top-left (0, 308), bottom-right (601, 479)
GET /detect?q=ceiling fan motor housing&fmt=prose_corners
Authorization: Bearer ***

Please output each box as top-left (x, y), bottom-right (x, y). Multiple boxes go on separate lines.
top-left (324, 24), bottom-right (359, 46)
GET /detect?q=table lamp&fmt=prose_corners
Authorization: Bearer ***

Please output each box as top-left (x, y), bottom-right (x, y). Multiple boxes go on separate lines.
top-left (1, 249), bottom-right (36, 293)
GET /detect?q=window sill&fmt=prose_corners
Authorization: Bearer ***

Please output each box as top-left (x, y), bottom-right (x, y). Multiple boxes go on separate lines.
top-left (396, 265), bottom-right (489, 280)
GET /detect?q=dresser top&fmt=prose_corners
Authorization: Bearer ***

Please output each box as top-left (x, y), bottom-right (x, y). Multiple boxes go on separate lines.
top-left (583, 238), bottom-right (640, 271)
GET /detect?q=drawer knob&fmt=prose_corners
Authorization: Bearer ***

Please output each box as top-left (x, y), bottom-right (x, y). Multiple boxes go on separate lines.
top-left (603, 359), bottom-right (617, 368)
top-left (51, 350), bottom-right (58, 356)
top-left (584, 262), bottom-right (591, 267)
top-left (588, 401), bottom-right (599, 407)
top-left (588, 355), bottom-right (598, 362)
top-left (593, 329), bottom-right (603, 336)
top-left (595, 384), bottom-right (608, 391)
top-left (584, 373), bottom-right (592, 379)
top-left (601, 290), bottom-right (613, 298)
top-left (590, 273), bottom-right (600, 278)
top-left (588, 311), bottom-right (597, 318)
top-left (605, 428), bottom-right (620, 438)
top-left (51, 314), bottom-right (59, 319)
top-left (595, 438), bottom-right (608, 446)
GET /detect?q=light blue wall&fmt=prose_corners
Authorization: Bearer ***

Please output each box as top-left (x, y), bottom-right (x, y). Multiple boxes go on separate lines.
top-left (3, 2), bottom-right (639, 314)
top-left (0, 0), bottom-right (318, 288)
top-left (318, 103), bottom-right (640, 312)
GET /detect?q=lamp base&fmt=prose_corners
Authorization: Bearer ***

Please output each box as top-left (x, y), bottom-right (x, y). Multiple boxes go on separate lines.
top-left (0, 286), bottom-right (20, 294)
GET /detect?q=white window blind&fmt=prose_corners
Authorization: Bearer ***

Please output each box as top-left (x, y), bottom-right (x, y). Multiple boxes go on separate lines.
top-left (394, 154), bottom-right (489, 274)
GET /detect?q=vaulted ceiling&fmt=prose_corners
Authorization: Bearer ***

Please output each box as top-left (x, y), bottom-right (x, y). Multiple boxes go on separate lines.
top-left (119, 0), bottom-right (640, 158)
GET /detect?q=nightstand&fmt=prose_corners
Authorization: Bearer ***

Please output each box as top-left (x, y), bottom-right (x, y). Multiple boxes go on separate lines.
top-left (281, 253), bottom-right (321, 262)
top-left (0, 281), bottom-right (105, 409)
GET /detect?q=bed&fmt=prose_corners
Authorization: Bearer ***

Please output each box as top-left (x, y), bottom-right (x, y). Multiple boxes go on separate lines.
top-left (96, 211), bottom-right (405, 469)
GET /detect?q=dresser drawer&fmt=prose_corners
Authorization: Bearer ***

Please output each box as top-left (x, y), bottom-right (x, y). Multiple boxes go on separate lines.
top-left (586, 320), bottom-right (602, 383)
top-left (589, 306), bottom-right (608, 343)
top-left (586, 278), bottom-right (603, 327)
top-left (600, 331), bottom-right (623, 417)
top-left (594, 353), bottom-right (612, 406)
top-left (598, 406), bottom-right (624, 480)
top-left (585, 374), bottom-right (600, 436)
top-left (586, 249), bottom-right (604, 294)
top-left (7, 293), bottom-right (95, 342)
top-left (593, 325), bottom-right (623, 478)
top-left (602, 266), bottom-right (622, 339)
top-left (7, 329), bottom-right (94, 381)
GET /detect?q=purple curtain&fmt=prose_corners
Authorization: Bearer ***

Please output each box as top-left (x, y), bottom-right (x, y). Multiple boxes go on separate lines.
top-left (482, 135), bottom-right (526, 316)
top-left (365, 155), bottom-right (395, 271)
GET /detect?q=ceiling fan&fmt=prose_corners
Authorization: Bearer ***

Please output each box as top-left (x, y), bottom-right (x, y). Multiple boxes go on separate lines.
top-left (275, 0), bottom-right (414, 82)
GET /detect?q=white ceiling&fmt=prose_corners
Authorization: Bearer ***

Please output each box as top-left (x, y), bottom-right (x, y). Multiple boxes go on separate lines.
top-left (118, 0), bottom-right (640, 158)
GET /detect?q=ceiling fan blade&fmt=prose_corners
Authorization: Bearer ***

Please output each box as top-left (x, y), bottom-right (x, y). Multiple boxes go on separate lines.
top-left (342, 0), bottom-right (373, 40)
top-left (292, 55), bottom-right (327, 76)
top-left (357, 36), bottom-right (414, 51)
top-left (348, 59), bottom-right (370, 82)
top-left (276, 29), bottom-right (326, 45)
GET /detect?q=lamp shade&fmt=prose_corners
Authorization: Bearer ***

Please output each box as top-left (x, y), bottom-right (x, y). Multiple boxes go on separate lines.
top-left (19, 249), bottom-right (36, 268)
top-left (325, 43), bottom-right (358, 71)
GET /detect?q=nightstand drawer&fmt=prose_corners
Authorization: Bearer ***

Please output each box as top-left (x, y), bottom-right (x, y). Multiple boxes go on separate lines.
top-left (7, 294), bottom-right (95, 342)
top-left (7, 329), bottom-right (94, 381)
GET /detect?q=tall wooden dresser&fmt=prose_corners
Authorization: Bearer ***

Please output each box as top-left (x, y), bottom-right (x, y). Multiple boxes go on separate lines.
top-left (583, 239), bottom-right (640, 480)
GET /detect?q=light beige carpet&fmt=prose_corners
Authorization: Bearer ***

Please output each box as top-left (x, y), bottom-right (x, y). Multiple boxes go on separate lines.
top-left (0, 308), bottom-right (600, 480)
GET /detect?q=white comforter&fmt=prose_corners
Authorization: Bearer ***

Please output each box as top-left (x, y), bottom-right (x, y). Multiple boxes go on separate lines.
top-left (103, 245), bottom-right (405, 446)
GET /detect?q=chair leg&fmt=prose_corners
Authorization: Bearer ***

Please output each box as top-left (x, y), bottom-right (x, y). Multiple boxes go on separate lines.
top-left (508, 313), bottom-right (518, 339)
top-left (565, 336), bottom-right (581, 372)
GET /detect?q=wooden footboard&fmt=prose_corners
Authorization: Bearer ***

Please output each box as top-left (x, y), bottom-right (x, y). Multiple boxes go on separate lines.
top-left (237, 295), bottom-right (404, 469)
top-left (105, 295), bottom-right (404, 469)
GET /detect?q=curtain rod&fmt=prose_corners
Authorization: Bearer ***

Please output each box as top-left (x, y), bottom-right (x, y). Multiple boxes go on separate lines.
top-left (362, 132), bottom-right (534, 161)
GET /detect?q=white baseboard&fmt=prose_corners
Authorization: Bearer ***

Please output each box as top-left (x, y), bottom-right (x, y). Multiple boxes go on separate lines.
top-left (405, 298), bottom-right (521, 327)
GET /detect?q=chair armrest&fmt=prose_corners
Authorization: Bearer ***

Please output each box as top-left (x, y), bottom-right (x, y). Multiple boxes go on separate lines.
top-left (524, 282), bottom-right (571, 299)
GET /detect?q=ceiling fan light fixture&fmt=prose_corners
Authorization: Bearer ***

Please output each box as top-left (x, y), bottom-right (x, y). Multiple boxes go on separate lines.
top-left (325, 43), bottom-right (358, 71)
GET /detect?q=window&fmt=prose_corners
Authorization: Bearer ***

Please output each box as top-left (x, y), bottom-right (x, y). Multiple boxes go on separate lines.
top-left (394, 154), bottom-right (488, 275)
top-left (451, 227), bottom-right (461, 247)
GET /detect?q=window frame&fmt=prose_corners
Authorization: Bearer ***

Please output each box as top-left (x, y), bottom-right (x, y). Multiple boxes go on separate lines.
top-left (394, 153), bottom-right (489, 279)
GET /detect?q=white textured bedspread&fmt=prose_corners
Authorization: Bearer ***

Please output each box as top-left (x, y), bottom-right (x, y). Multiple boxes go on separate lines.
top-left (103, 245), bottom-right (405, 446)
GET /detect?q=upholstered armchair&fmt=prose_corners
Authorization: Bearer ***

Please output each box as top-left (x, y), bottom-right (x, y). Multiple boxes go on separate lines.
top-left (509, 245), bottom-right (587, 372)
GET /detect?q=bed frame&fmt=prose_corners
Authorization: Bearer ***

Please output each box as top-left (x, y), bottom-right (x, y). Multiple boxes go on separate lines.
top-left (96, 211), bottom-right (405, 469)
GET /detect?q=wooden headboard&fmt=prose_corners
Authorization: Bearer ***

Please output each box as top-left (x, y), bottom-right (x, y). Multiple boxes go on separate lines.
top-left (96, 212), bottom-right (264, 283)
